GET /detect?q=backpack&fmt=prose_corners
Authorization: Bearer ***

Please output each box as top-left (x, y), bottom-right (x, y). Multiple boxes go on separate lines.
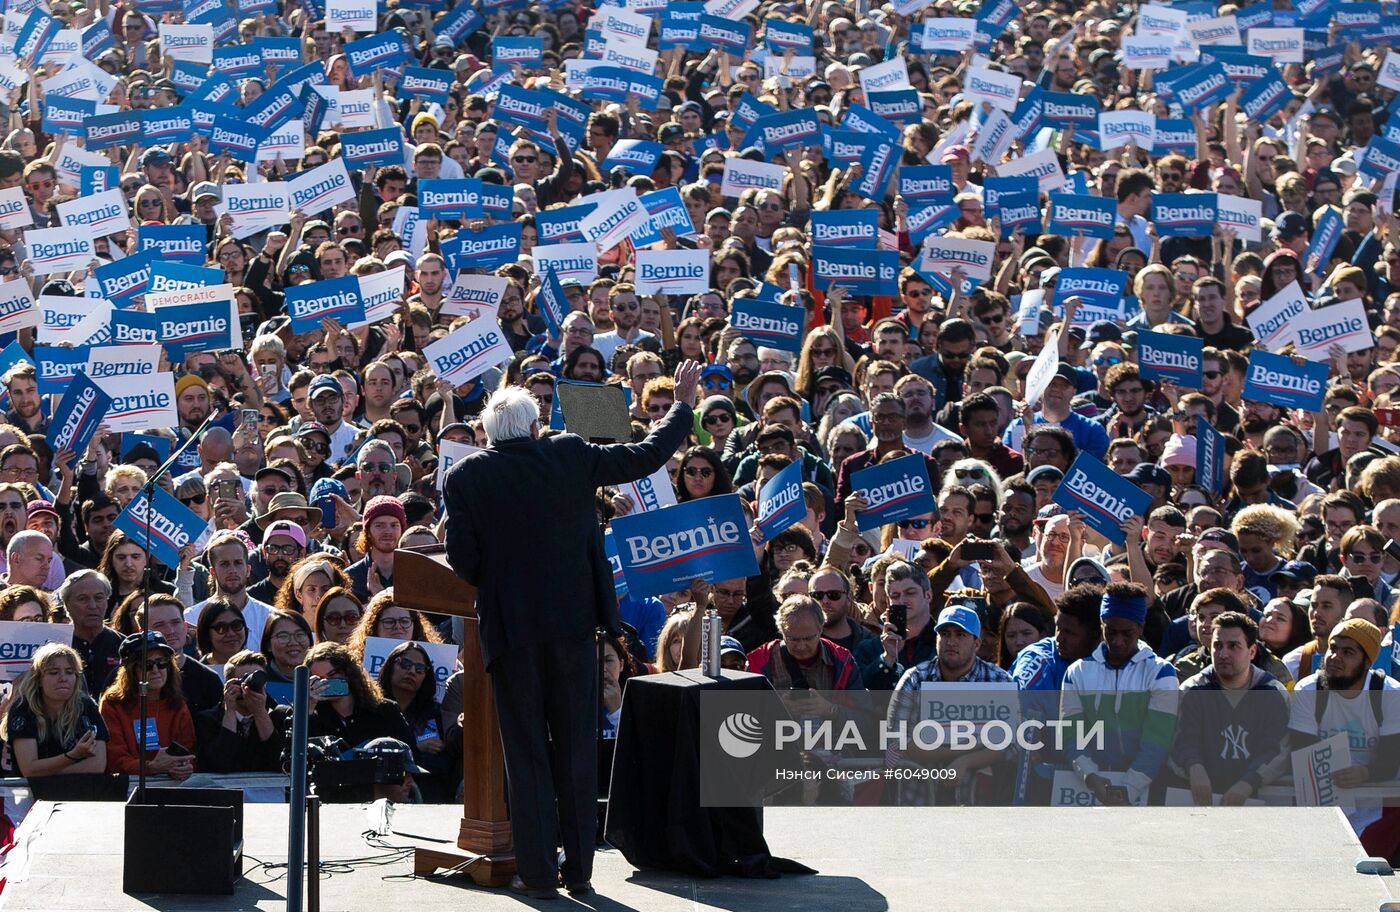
top-left (1314, 669), bottom-right (1387, 729)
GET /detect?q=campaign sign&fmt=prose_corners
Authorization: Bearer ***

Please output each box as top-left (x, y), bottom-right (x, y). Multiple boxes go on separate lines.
top-left (617, 464), bottom-right (678, 514)
top-left (1175, 62), bottom-right (1231, 112)
top-left (812, 246), bottom-right (899, 296)
top-left (580, 188), bottom-right (649, 252)
top-left (141, 105), bottom-right (195, 145)
top-left (1360, 137), bottom-right (1400, 180)
top-left (15, 8), bottom-right (59, 68)
top-left (635, 249), bottom-right (710, 295)
top-left (922, 17), bottom-right (976, 51)
top-left (151, 299), bottom-right (232, 361)
top-left (46, 373), bottom-right (109, 468)
top-left (0, 621), bottom-right (73, 682)
top-left (1292, 297), bottom-right (1373, 359)
top-left (1247, 280), bottom-right (1307, 351)
top-left (0, 278), bottom-right (35, 335)
top-left (720, 158), bottom-right (786, 198)
top-left (80, 166), bottom-right (120, 198)
top-left (537, 201), bottom-right (597, 245)
top-left (286, 276), bottom-right (367, 334)
top-left (866, 90), bottom-right (922, 126)
top-left (1051, 453), bottom-right (1150, 545)
top-left (906, 202), bottom-right (958, 245)
top-left (1136, 329), bottom-right (1204, 387)
top-left (1098, 111), bottom-right (1155, 150)
top-left (109, 309), bottom-right (160, 347)
top-left (1303, 207), bottom-right (1344, 277)
top-left (1196, 414), bottom-right (1225, 494)
top-left (441, 274), bottom-right (507, 320)
top-left (612, 494), bottom-right (759, 598)
top-left (1052, 267), bottom-right (1126, 315)
top-left (535, 269), bottom-right (568, 336)
top-left (756, 460), bottom-right (804, 541)
top-left (217, 184), bottom-right (290, 240)
top-left (964, 64), bottom-right (1021, 112)
top-left (114, 485), bottom-right (205, 569)
top-left (996, 147), bottom-right (1066, 193)
top-left (1153, 118), bottom-right (1197, 155)
top-left (1242, 349), bottom-right (1327, 410)
top-left (0, 186), bottom-right (29, 232)
top-left (326, 0), bottom-right (377, 32)
top-left (751, 108), bottom-right (822, 153)
top-left (84, 109), bottom-right (142, 150)
top-left (344, 33), bottom-right (407, 77)
top-left (729, 298), bottom-right (805, 354)
top-left (1247, 26), bottom-right (1304, 62)
top-left (630, 187), bottom-right (695, 248)
top-left (1152, 192), bottom-right (1216, 237)
top-left (1214, 194), bottom-right (1262, 243)
top-left (810, 210), bottom-right (878, 248)
top-left (419, 179), bottom-right (483, 220)
top-left (492, 35), bottom-right (544, 69)
top-left (764, 18), bottom-right (812, 52)
top-left (1039, 91), bottom-right (1099, 128)
top-left (842, 103), bottom-right (900, 139)
top-left (85, 344), bottom-right (160, 382)
top-left (854, 138), bottom-right (900, 201)
top-left (57, 188), bottom-right (129, 243)
top-left (533, 243), bottom-right (597, 287)
top-left (148, 263), bottom-right (223, 294)
top-left (602, 139), bottom-right (663, 175)
top-left (423, 317), bottom-right (514, 387)
top-left (139, 224), bottom-right (205, 264)
top-left (362, 636), bottom-right (456, 700)
top-left (399, 67), bottom-right (451, 105)
top-left (851, 454), bottom-right (934, 532)
top-left (288, 157), bottom-right (355, 215)
top-left (920, 236), bottom-right (997, 283)
top-left (34, 344), bottom-right (87, 395)
top-left (444, 222), bottom-right (521, 272)
top-left (1240, 71), bottom-right (1290, 122)
top-left (899, 164), bottom-right (955, 204)
top-left (26, 226), bottom-right (93, 275)
top-left (1046, 193), bottom-right (1115, 239)
top-left (697, 15), bottom-right (751, 56)
top-left (96, 372), bottom-right (177, 432)
top-left (339, 127), bottom-right (406, 169)
top-left (208, 117), bottom-right (267, 162)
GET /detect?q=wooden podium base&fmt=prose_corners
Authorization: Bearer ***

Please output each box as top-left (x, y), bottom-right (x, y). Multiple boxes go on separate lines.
top-left (412, 845), bottom-right (516, 887)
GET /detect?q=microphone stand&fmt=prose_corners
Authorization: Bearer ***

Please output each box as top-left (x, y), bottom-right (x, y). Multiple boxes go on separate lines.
top-left (135, 409), bottom-right (219, 803)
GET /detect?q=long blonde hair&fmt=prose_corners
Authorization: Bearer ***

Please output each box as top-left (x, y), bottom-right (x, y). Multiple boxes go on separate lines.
top-left (2, 644), bottom-right (86, 748)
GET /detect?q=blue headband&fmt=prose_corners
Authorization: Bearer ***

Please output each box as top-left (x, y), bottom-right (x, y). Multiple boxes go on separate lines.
top-left (1100, 591), bottom-right (1148, 626)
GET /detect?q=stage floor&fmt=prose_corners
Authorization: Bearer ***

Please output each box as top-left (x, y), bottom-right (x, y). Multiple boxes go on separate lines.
top-left (0, 802), bottom-right (1391, 911)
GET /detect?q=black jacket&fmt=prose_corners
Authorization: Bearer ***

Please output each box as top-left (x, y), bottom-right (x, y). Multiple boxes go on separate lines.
top-left (444, 403), bottom-right (693, 668)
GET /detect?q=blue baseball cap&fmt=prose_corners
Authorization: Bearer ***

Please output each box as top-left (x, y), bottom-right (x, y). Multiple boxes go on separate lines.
top-left (935, 605), bottom-right (981, 638)
top-left (309, 376), bottom-right (342, 399)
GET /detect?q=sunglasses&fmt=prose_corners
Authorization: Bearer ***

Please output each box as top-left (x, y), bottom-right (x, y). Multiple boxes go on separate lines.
top-left (703, 413), bottom-right (732, 426)
top-left (324, 611), bottom-right (361, 626)
top-left (337, 224), bottom-right (362, 234)
top-left (811, 589), bottom-right (846, 601)
top-left (897, 519), bottom-right (931, 530)
top-left (513, 155), bottom-right (538, 164)
top-left (954, 469), bottom-right (986, 481)
top-left (211, 619), bottom-right (246, 635)
top-left (360, 462), bottom-right (394, 473)
top-left (143, 658), bottom-right (171, 671)
top-left (1203, 370), bottom-right (1223, 379)
top-left (683, 466), bottom-right (714, 478)
top-left (1094, 356), bottom-right (1123, 367)
top-left (395, 657), bottom-right (430, 674)
top-left (180, 494), bottom-right (207, 506)
top-left (305, 441), bottom-right (330, 455)
top-left (1348, 552), bottom-right (1383, 563)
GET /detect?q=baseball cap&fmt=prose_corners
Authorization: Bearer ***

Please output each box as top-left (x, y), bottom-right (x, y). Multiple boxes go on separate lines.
top-left (359, 737), bottom-right (430, 776)
top-left (263, 519), bottom-right (307, 550)
top-left (309, 376), bottom-right (342, 400)
top-left (1125, 463), bottom-right (1171, 488)
top-left (940, 144), bottom-right (970, 163)
top-left (1270, 560), bottom-right (1317, 584)
top-left (296, 421), bottom-right (331, 440)
top-left (119, 630), bottom-right (173, 661)
top-left (935, 604), bottom-right (981, 638)
top-left (813, 365), bottom-right (853, 387)
top-left (1196, 527), bottom-right (1240, 553)
top-left (1026, 465), bottom-right (1064, 486)
top-left (255, 464), bottom-right (296, 487)
top-left (700, 363), bottom-right (734, 384)
top-left (719, 636), bottom-right (746, 659)
top-left (190, 181), bottom-right (220, 202)
top-left (1085, 320), bottom-right (1123, 346)
top-left (1051, 363), bottom-right (1079, 384)
top-left (140, 148), bottom-right (172, 167)
top-left (1271, 211), bottom-right (1308, 241)
top-left (659, 123), bottom-right (684, 142)
top-left (26, 500), bottom-right (59, 523)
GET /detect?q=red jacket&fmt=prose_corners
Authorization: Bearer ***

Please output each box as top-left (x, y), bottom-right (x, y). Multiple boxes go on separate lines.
top-left (746, 638), bottom-right (863, 690)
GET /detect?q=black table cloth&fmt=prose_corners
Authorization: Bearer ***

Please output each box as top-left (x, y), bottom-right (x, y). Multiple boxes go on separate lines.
top-left (604, 669), bottom-right (814, 878)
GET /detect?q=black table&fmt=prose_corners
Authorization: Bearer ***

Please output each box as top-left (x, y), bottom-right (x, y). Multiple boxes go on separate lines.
top-left (605, 669), bottom-right (813, 878)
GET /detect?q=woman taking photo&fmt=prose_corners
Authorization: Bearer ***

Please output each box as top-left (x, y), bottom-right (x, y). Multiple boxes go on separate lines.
top-left (195, 598), bottom-right (249, 667)
top-left (376, 640), bottom-right (452, 800)
top-left (304, 641), bottom-right (413, 750)
top-left (1, 644), bottom-right (107, 777)
top-left (99, 632), bottom-right (196, 779)
top-left (313, 588), bottom-right (365, 645)
top-left (260, 610), bottom-right (314, 685)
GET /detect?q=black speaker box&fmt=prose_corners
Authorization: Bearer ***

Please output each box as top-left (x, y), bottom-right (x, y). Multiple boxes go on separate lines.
top-left (122, 787), bottom-right (243, 895)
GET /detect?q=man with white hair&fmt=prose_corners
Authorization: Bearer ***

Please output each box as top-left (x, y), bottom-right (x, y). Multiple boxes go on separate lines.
top-left (4, 529), bottom-right (53, 589)
top-left (443, 360), bottom-right (701, 899)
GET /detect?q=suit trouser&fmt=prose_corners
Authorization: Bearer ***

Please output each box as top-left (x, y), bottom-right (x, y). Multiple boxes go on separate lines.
top-left (490, 635), bottom-right (598, 887)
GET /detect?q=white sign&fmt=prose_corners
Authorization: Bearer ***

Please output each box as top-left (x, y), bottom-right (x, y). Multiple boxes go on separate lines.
top-left (919, 236), bottom-right (997, 281)
top-left (336, 88), bottom-right (376, 130)
top-left (85, 344), bottom-right (162, 383)
top-left (617, 464), bottom-right (678, 513)
top-left (1291, 732), bottom-right (1350, 807)
top-left (56, 188), bottom-right (129, 243)
top-left (1291, 297), bottom-right (1373, 360)
top-left (1023, 329), bottom-right (1059, 409)
top-left (963, 65), bottom-right (1022, 112)
top-left (67, 298), bottom-right (114, 345)
top-left (25, 226), bottom-right (93, 275)
top-left (579, 188), bottom-right (649, 253)
top-left (1188, 15), bottom-right (1240, 46)
top-left (634, 248), bottom-right (710, 295)
top-left (1120, 34), bottom-right (1173, 71)
top-left (1379, 50), bottom-right (1400, 93)
top-left (256, 119), bottom-right (305, 163)
top-left (0, 186), bottom-right (31, 230)
top-left (361, 635), bottom-right (458, 700)
top-left (720, 158), bottom-right (787, 197)
top-left (354, 265), bottom-right (405, 326)
top-left (422, 317), bottom-right (514, 387)
top-left (326, 0), bottom-right (378, 32)
top-left (147, 283), bottom-right (236, 309)
top-left (921, 18), bottom-right (976, 53)
top-left (436, 439), bottom-right (481, 491)
top-left (442, 274), bottom-right (509, 319)
top-left (763, 55), bottom-right (816, 80)
top-left (858, 56), bottom-right (911, 93)
top-left (1246, 28), bottom-right (1304, 64)
top-left (1247, 280), bottom-right (1307, 351)
top-left (1138, 3), bottom-right (1188, 35)
top-left (970, 108), bottom-right (1014, 165)
top-left (159, 23), bottom-right (214, 63)
top-left (1215, 194), bottom-right (1261, 243)
top-left (601, 37), bottom-right (658, 74)
top-left (52, 144), bottom-right (107, 190)
top-left (0, 277), bottom-right (35, 333)
top-left (287, 157), bottom-right (356, 214)
top-left (1050, 769), bottom-right (1145, 806)
top-left (533, 242), bottom-right (598, 287)
top-left (392, 206), bottom-right (425, 259)
top-left (216, 183), bottom-right (290, 240)
top-left (591, 6), bottom-right (652, 45)
top-left (994, 148), bottom-right (1065, 192)
top-left (0, 622), bottom-right (73, 682)
top-left (94, 371), bottom-right (177, 432)
top-left (36, 294), bottom-right (90, 342)
top-left (1098, 111), bottom-right (1156, 150)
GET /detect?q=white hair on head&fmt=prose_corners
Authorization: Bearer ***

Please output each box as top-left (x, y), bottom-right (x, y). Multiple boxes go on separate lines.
top-left (7, 529), bottom-right (48, 558)
top-left (481, 387), bottom-right (540, 443)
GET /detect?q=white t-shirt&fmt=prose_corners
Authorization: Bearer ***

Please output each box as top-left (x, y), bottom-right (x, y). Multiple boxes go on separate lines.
top-left (592, 329), bottom-right (657, 364)
top-left (903, 423), bottom-right (961, 456)
top-left (1288, 673), bottom-right (1400, 832)
top-left (1024, 562), bottom-right (1065, 602)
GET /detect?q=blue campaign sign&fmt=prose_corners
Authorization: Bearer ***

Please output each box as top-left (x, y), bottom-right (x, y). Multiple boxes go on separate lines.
top-left (41, 94), bottom-right (94, 137)
top-left (156, 302), bottom-right (237, 360)
top-left (907, 202), bottom-right (958, 246)
top-left (139, 225), bottom-right (206, 265)
top-left (854, 137), bottom-right (899, 201)
top-left (697, 15), bottom-right (752, 56)
top-left (444, 222), bottom-right (521, 272)
top-left (480, 183), bottom-right (513, 222)
top-left (94, 252), bottom-right (155, 308)
top-left (401, 67), bottom-right (451, 104)
top-left (212, 44), bottom-right (262, 79)
top-left (983, 175), bottom-right (1037, 212)
top-left (1175, 62), bottom-right (1231, 112)
top-left (340, 127), bottom-right (406, 169)
top-left (1240, 71), bottom-right (1290, 123)
top-left (190, 100), bottom-right (244, 137)
top-left (82, 165), bottom-right (120, 198)
top-left (345, 33), bottom-right (408, 76)
top-left (812, 246), bottom-right (899, 296)
top-left (1136, 330), bottom-right (1204, 388)
top-left (537, 200), bottom-right (597, 244)
top-left (537, 269), bottom-right (568, 336)
top-left (810, 210), bottom-right (878, 248)
top-left (865, 90), bottom-right (922, 126)
top-left (900, 165), bottom-right (955, 204)
top-left (435, 2), bottom-right (482, 43)
top-left (209, 117), bottom-right (268, 162)
top-left (1196, 415), bottom-right (1225, 495)
top-left (254, 36), bottom-right (302, 74)
top-left (992, 192), bottom-right (1040, 237)
top-left (660, 5), bottom-right (702, 49)
top-left (15, 9), bottom-right (59, 67)
top-left (1153, 118), bottom-right (1196, 155)
top-left (81, 20), bottom-right (115, 59)
top-left (286, 276), bottom-right (367, 333)
top-left (84, 110), bottom-right (143, 150)
top-left (1011, 86), bottom-right (1045, 138)
top-left (492, 35), bottom-right (544, 70)
top-left (1039, 90), bottom-right (1100, 128)
top-left (603, 528), bottom-right (629, 599)
top-left (419, 179), bottom-right (483, 220)
top-left (1304, 207), bottom-right (1344, 276)
top-left (729, 298), bottom-right (805, 354)
top-left (1152, 192), bottom-right (1217, 237)
top-left (1360, 136), bottom-right (1400, 180)
top-left (149, 261), bottom-right (223, 293)
top-left (1052, 453), bottom-right (1151, 546)
top-left (1046, 193), bottom-right (1115, 239)
top-left (612, 494), bottom-right (759, 598)
top-left (1051, 267), bottom-right (1126, 314)
top-left (631, 187), bottom-right (695, 248)
top-left (822, 127), bottom-right (868, 166)
top-left (110, 309), bottom-right (161, 346)
top-left (602, 139), bottom-right (663, 175)
top-left (493, 84), bottom-right (552, 139)
top-left (750, 108), bottom-right (822, 152)
top-left (730, 91), bottom-right (776, 133)
top-left (764, 18), bottom-right (813, 52)
top-left (142, 105), bottom-right (195, 145)
top-left (188, 72), bottom-right (237, 107)
top-left (114, 486), bottom-right (206, 570)
top-left (33, 345), bottom-right (88, 397)
top-left (1243, 350), bottom-right (1328, 411)
top-left (46, 373), bottom-right (110, 469)
top-left (841, 102), bottom-right (901, 139)
top-left (851, 454), bottom-right (934, 532)
top-left (756, 460), bottom-right (805, 541)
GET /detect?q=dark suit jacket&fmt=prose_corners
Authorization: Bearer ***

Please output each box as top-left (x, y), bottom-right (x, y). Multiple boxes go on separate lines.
top-left (444, 402), bottom-right (694, 668)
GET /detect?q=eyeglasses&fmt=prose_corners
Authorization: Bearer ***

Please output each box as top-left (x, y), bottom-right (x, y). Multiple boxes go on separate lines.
top-left (1028, 446), bottom-right (1062, 458)
top-left (180, 494), bottom-right (207, 506)
top-left (324, 611), bottom-right (360, 626)
top-left (26, 178), bottom-right (54, 192)
top-left (264, 543), bottom-right (302, 558)
top-left (811, 346), bottom-right (837, 357)
top-left (305, 441), bottom-right (330, 455)
top-left (703, 413), bottom-right (732, 426)
top-left (211, 619), bottom-right (246, 635)
top-left (144, 658), bottom-right (171, 671)
top-left (360, 462), bottom-right (394, 474)
top-left (1348, 551), bottom-right (1383, 564)
top-left (898, 518), bottom-right (931, 529)
top-left (647, 403), bottom-right (673, 416)
top-left (773, 542), bottom-right (803, 556)
top-left (703, 378), bottom-right (729, 389)
top-left (379, 616), bottom-right (414, 631)
top-left (978, 312), bottom-right (1004, 324)
top-left (533, 392), bottom-right (554, 404)
top-left (811, 589), bottom-right (846, 601)
top-left (684, 466), bottom-right (714, 478)
top-left (336, 224), bottom-right (362, 235)
top-left (395, 657), bottom-right (429, 674)
top-left (272, 631), bottom-right (311, 645)
top-left (512, 155), bottom-right (538, 164)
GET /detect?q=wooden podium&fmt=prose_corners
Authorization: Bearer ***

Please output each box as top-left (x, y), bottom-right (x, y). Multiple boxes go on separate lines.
top-left (393, 546), bottom-right (515, 887)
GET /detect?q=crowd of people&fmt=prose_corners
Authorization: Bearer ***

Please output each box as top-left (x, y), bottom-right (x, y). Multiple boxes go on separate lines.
top-left (0, 0), bottom-right (1390, 868)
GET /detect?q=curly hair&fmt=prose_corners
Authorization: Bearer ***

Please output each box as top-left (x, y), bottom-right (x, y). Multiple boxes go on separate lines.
top-left (1230, 504), bottom-right (1301, 558)
top-left (345, 588), bottom-right (442, 664)
top-left (273, 556), bottom-right (351, 619)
